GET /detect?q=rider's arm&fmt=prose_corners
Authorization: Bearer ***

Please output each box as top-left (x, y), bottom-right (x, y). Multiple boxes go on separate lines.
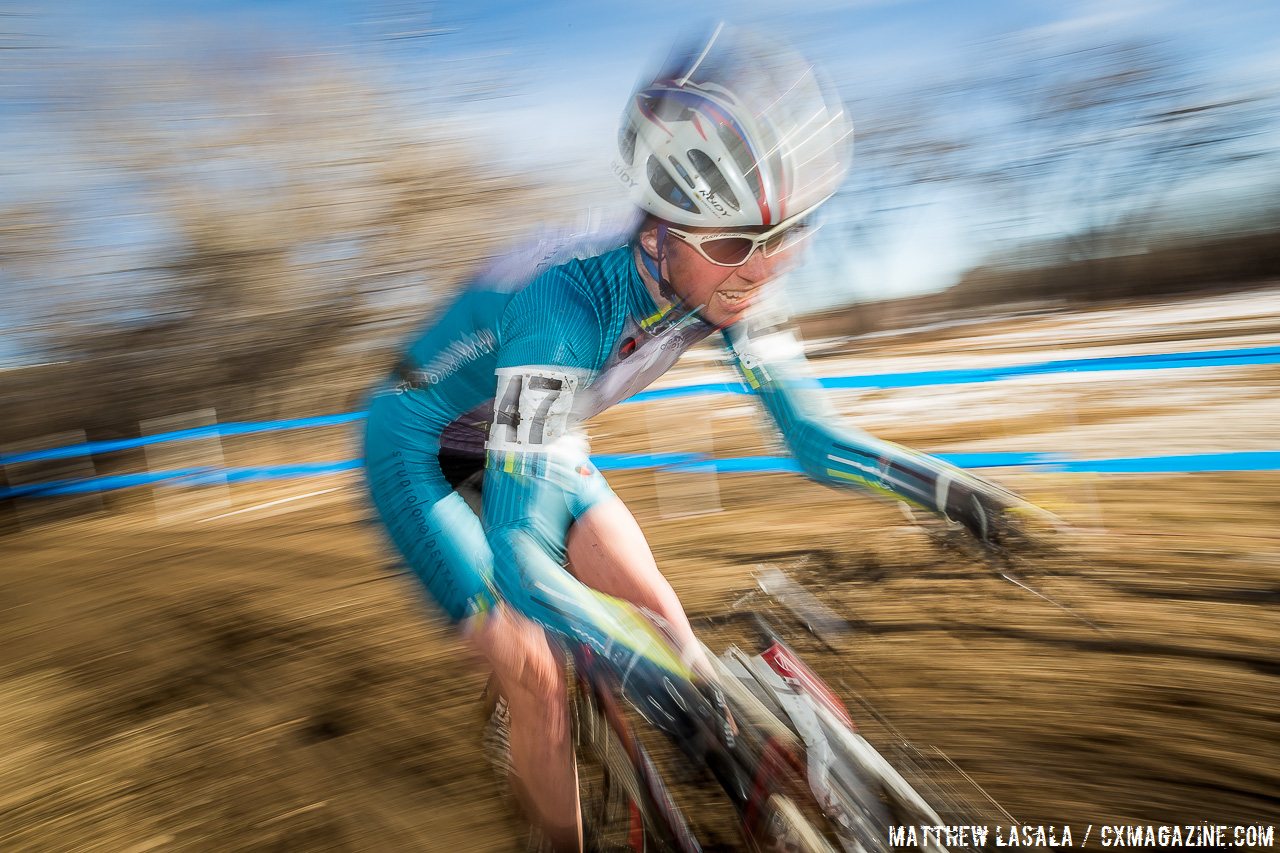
top-left (722, 301), bottom-right (1031, 546)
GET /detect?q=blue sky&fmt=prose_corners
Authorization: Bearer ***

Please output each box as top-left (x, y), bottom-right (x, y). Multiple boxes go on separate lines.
top-left (14, 0), bottom-right (1279, 159)
top-left (26, 0), bottom-right (1280, 164)
top-left (4, 0), bottom-right (1279, 365)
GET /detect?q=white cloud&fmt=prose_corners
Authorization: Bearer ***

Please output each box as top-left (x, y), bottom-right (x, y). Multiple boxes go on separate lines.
top-left (1017, 0), bottom-right (1174, 41)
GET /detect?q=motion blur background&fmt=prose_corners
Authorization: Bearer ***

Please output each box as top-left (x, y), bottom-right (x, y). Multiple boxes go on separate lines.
top-left (2, 1), bottom-right (1278, 850)
top-left (3, 0), bottom-right (1279, 437)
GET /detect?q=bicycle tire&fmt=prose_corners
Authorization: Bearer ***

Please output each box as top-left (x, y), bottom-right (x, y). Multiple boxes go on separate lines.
top-left (710, 638), bottom-right (903, 853)
top-left (576, 707), bottom-right (650, 851)
top-left (752, 794), bottom-right (839, 853)
top-left (574, 667), bottom-right (701, 853)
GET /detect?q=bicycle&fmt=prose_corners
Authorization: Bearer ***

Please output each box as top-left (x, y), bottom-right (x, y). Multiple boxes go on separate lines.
top-left (483, 569), bottom-right (999, 853)
top-left (570, 632), bottom-right (833, 853)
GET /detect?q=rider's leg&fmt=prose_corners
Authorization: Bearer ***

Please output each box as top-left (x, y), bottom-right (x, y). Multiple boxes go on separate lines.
top-left (565, 494), bottom-right (704, 667)
top-left (465, 606), bottom-right (581, 852)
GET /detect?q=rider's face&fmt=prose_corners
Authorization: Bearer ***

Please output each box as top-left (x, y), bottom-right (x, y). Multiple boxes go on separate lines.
top-left (639, 222), bottom-right (804, 327)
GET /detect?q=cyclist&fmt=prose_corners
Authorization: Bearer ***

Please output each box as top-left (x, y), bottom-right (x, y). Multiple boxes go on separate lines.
top-left (364, 24), bottom-right (1035, 852)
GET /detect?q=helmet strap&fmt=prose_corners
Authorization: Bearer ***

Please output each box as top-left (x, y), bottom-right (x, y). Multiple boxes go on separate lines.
top-left (636, 222), bottom-right (712, 327)
top-left (652, 222), bottom-right (684, 305)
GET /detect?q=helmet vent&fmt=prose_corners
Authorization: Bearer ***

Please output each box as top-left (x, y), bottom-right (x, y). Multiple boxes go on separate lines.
top-left (646, 155), bottom-right (700, 214)
top-left (686, 149), bottom-right (740, 211)
top-left (668, 156), bottom-right (696, 189)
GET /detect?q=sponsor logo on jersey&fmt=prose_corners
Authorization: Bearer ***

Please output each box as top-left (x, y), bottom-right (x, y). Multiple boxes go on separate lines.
top-left (400, 329), bottom-right (497, 392)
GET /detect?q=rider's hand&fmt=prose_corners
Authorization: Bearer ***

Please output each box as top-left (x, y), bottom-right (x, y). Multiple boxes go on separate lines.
top-left (928, 475), bottom-right (1066, 557)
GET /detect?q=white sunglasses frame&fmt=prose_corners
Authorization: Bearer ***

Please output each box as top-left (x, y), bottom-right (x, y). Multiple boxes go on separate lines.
top-left (665, 215), bottom-right (820, 267)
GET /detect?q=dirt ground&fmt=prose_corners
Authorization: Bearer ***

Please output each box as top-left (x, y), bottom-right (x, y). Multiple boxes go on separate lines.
top-left (3, 290), bottom-right (1278, 851)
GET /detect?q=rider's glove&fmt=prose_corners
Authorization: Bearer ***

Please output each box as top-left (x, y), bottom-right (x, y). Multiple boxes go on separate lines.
top-left (929, 473), bottom-right (1064, 557)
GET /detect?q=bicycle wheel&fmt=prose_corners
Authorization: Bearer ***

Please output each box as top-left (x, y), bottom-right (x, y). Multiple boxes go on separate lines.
top-left (575, 709), bottom-right (649, 851)
top-left (751, 793), bottom-right (839, 853)
top-left (574, 667), bottom-right (702, 853)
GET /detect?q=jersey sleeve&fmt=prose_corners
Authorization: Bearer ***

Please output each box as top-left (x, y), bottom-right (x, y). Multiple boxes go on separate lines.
top-left (721, 297), bottom-right (1029, 542)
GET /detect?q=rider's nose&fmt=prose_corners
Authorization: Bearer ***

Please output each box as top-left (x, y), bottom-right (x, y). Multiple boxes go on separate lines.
top-left (736, 247), bottom-right (776, 283)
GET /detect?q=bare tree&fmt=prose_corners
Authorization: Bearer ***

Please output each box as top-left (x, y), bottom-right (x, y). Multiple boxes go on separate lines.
top-left (954, 36), bottom-right (1278, 271)
top-left (1, 41), bottom-right (568, 442)
top-left (813, 31), bottom-right (1279, 308)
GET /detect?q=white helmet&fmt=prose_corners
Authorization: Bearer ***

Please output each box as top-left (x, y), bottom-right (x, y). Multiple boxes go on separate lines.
top-left (614, 24), bottom-right (853, 228)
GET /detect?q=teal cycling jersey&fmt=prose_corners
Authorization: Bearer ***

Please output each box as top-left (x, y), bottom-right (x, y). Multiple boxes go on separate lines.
top-left (363, 229), bottom-right (1025, 689)
top-left (376, 235), bottom-right (712, 461)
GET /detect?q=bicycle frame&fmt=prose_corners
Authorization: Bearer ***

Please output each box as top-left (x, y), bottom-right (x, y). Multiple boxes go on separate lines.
top-left (570, 635), bottom-right (834, 852)
top-left (719, 617), bottom-right (952, 853)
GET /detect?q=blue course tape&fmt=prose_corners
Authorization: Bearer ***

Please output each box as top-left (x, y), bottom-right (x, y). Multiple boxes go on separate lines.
top-left (640, 451), bottom-right (1280, 476)
top-left (2, 345), bottom-right (1276, 470)
top-left (662, 456), bottom-right (801, 474)
top-left (816, 345), bottom-right (1280, 391)
top-left (1052, 450), bottom-right (1280, 474)
top-left (4, 450), bottom-right (1278, 501)
top-left (625, 381), bottom-right (751, 403)
top-left (2, 460), bottom-right (366, 500)
top-left (623, 346), bottom-right (1280, 402)
top-left (656, 452), bottom-right (1070, 474)
top-left (0, 412), bottom-right (368, 466)
top-left (590, 452), bottom-right (706, 471)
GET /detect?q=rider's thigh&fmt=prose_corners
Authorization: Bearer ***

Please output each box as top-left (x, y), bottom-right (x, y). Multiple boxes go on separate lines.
top-left (565, 494), bottom-right (698, 653)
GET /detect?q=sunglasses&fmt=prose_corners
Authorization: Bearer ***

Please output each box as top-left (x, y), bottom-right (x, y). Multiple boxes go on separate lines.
top-left (665, 216), bottom-right (820, 267)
